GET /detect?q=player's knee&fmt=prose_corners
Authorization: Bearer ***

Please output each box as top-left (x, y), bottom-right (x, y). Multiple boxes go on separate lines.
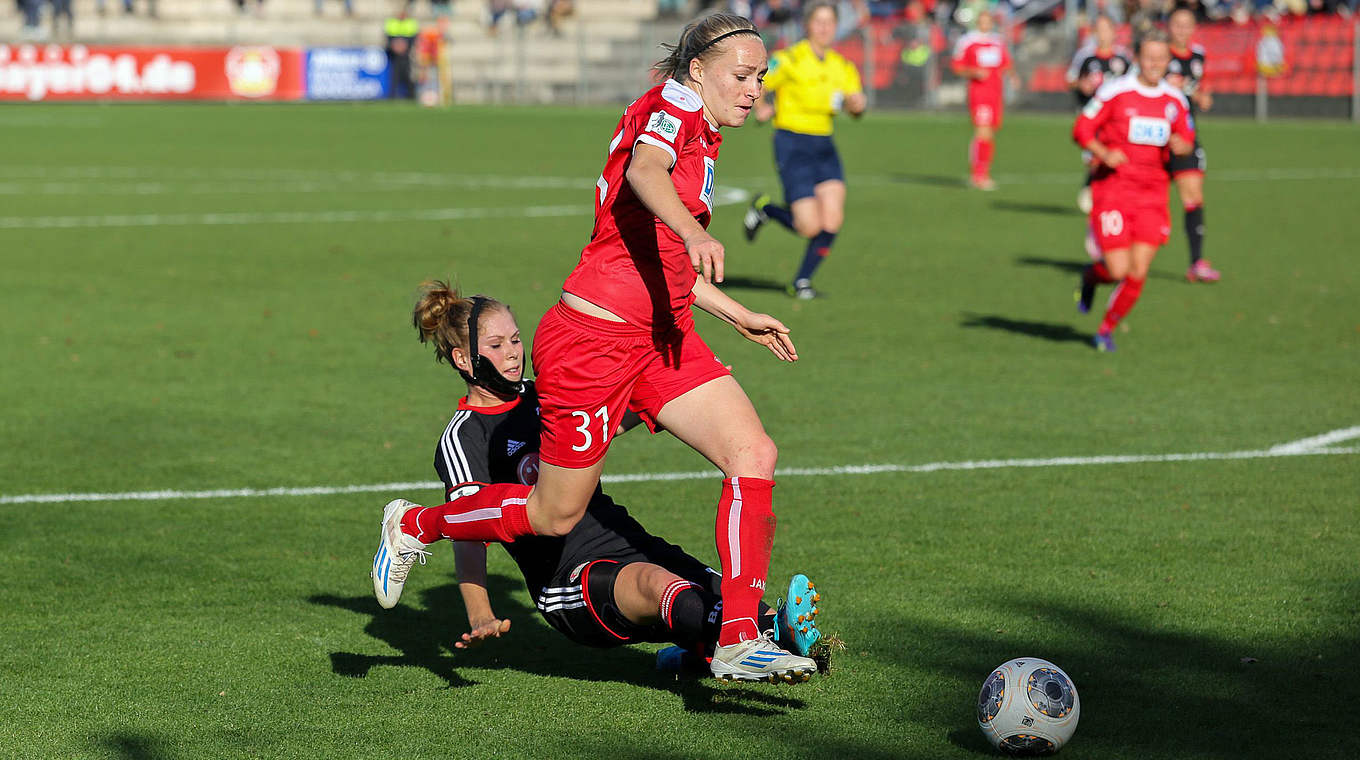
top-left (727, 433), bottom-right (778, 479)
top-left (534, 508), bottom-right (587, 537)
top-left (1105, 259), bottom-right (1130, 280)
top-left (794, 217), bottom-right (821, 238)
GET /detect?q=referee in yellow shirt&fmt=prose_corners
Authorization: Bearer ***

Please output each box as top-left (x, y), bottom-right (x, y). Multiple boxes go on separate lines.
top-left (743, 0), bottom-right (866, 300)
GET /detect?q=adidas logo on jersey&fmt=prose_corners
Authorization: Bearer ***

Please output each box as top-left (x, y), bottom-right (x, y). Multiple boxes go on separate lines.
top-left (507, 439), bottom-right (527, 456)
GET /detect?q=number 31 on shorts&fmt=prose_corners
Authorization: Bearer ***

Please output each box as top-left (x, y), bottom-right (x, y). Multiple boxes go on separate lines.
top-left (570, 406), bottom-right (611, 452)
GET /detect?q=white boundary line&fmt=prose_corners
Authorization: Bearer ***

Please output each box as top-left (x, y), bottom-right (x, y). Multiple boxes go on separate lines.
top-left (3, 428), bottom-right (1355, 506)
top-left (0, 187), bottom-right (748, 230)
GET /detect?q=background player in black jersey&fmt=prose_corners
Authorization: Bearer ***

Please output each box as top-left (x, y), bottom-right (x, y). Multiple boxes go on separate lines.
top-left (390, 280), bottom-right (823, 682)
top-left (1166, 8), bottom-right (1220, 283)
top-left (1067, 15), bottom-right (1130, 214)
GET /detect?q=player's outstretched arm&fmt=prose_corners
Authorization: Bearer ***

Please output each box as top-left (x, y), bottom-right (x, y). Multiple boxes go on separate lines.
top-left (692, 279), bottom-right (798, 362)
top-left (453, 541), bottom-right (511, 648)
top-left (625, 142), bottom-right (724, 283)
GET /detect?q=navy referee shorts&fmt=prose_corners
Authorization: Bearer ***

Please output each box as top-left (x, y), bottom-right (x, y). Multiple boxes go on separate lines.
top-left (774, 128), bottom-right (844, 203)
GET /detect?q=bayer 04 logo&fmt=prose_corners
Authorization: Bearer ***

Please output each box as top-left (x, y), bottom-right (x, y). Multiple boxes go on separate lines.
top-left (976, 657), bottom-right (1080, 756)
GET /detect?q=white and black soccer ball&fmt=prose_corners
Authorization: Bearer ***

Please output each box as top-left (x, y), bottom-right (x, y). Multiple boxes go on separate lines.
top-left (976, 657), bottom-right (1080, 756)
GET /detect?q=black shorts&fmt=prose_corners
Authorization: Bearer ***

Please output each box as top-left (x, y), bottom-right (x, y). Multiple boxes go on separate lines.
top-left (534, 556), bottom-right (720, 649)
top-left (1167, 139), bottom-right (1206, 176)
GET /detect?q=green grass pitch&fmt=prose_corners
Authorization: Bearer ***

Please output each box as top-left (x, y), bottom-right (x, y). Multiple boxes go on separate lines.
top-left (0, 103), bottom-right (1357, 759)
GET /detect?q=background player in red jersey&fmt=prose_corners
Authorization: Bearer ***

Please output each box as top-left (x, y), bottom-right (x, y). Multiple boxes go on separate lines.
top-left (1072, 29), bottom-right (1196, 352)
top-left (372, 14), bottom-right (820, 683)
top-left (400, 282), bottom-right (822, 681)
top-left (1166, 8), bottom-right (1219, 283)
top-left (952, 8), bottom-right (1018, 190)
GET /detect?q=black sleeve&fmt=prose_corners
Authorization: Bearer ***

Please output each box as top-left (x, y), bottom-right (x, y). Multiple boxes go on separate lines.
top-left (433, 413), bottom-right (494, 494)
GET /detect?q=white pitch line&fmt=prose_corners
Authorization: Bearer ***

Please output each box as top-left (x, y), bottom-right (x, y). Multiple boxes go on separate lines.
top-left (1268, 425), bottom-right (1360, 454)
top-left (2, 435), bottom-right (1355, 506)
top-left (0, 204), bottom-right (592, 230)
top-left (0, 186), bottom-right (748, 230)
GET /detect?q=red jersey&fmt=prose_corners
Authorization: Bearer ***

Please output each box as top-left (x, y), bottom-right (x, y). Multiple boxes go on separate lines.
top-left (1073, 73), bottom-right (1194, 201)
top-left (952, 31), bottom-right (1010, 104)
top-left (562, 79), bottom-right (722, 332)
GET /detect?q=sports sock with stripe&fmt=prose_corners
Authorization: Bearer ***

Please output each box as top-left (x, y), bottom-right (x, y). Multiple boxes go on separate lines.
top-left (1099, 276), bottom-right (1146, 335)
top-left (714, 477), bottom-right (776, 647)
top-left (400, 482), bottom-right (535, 543)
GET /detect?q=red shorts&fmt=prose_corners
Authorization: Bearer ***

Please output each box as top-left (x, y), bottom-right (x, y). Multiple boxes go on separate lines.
top-left (531, 303), bottom-right (731, 468)
top-left (970, 98), bottom-right (1003, 128)
top-left (1089, 201), bottom-right (1170, 251)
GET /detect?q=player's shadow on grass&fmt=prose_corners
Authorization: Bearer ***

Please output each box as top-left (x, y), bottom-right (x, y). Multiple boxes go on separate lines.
top-left (884, 172), bottom-right (969, 189)
top-left (991, 200), bottom-right (1083, 216)
top-left (310, 575), bottom-right (808, 716)
top-left (959, 312), bottom-right (1091, 345)
top-left (719, 275), bottom-right (789, 294)
top-left (96, 733), bottom-right (173, 760)
top-left (882, 593), bottom-right (1360, 759)
top-left (1016, 255), bottom-right (1180, 282)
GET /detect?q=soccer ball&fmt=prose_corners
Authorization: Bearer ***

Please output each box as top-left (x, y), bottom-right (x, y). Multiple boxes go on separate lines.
top-left (976, 657), bottom-right (1080, 756)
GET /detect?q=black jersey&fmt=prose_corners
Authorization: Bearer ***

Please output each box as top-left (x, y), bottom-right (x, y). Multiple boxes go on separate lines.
top-left (432, 382), bottom-right (709, 597)
top-left (1066, 44), bottom-right (1131, 106)
top-left (1166, 44), bottom-right (1206, 107)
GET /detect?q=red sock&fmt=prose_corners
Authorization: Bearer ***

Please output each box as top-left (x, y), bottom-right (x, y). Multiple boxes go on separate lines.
top-left (1099, 276), bottom-right (1146, 335)
top-left (715, 477), bottom-right (776, 647)
top-left (1089, 260), bottom-right (1117, 284)
top-left (400, 482), bottom-right (535, 543)
top-left (971, 137), bottom-right (994, 178)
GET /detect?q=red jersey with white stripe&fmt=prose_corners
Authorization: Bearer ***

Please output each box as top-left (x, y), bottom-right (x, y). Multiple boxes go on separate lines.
top-left (562, 79), bottom-right (722, 331)
top-left (1073, 73), bottom-right (1195, 201)
top-left (952, 31), bottom-right (1010, 105)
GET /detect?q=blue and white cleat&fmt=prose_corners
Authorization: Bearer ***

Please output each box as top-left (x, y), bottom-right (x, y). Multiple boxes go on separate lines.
top-left (1092, 332), bottom-right (1116, 353)
top-left (371, 498), bottom-right (432, 609)
top-left (774, 573), bottom-right (822, 657)
top-left (710, 633), bottom-right (817, 683)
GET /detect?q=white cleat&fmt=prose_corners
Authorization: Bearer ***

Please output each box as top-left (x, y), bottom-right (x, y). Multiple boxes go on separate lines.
top-left (710, 632), bottom-right (817, 683)
top-left (1077, 185), bottom-right (1094, 214)
top-left (371, 498), bottom-right (432, 609)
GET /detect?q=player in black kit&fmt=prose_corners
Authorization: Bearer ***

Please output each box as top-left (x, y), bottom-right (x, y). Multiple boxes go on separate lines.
top-left (1067, 15), bottom-right (1130, 214)
top-left (399, 280), bottom-right (823, 681)
top-left (1166, 8), bottom-right (1219, 283)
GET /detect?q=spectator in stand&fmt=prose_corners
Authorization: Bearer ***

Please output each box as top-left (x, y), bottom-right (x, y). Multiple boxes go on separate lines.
top-left (235, 0), bottom-right (264, 16)
top-left (489, 0), bottom-right (541, 31)
top-left (546, 0), bottom-right (573, 36)
top-left (50, 0), bottom-right (73, 39)
top-left (315, 0), bottom-right (354, 17)
top-left (386, 4), bottom-right (420, 99)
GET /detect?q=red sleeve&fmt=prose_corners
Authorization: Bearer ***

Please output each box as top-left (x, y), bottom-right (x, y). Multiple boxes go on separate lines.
top-left (1073, 91), bottom-right (1109, 147)
top-left (951, 41), bottom-right (971, 71)
top-left (634, 100), bottom-right (699, 168)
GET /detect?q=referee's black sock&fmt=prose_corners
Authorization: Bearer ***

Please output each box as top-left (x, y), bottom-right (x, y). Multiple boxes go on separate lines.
top-left (762, 202), bottom-right (795, 231)
top-left (1185, 205), bottom-right (1205, 264)
top-left (794, 230), bottom-right (836, 284)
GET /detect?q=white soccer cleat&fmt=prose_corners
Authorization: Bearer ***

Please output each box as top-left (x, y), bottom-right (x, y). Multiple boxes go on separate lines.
top-left (371, 498), bottom-right (432, 609)
top-left (710, 633), bottom-right (817, 683)
top-left (1077, 185), bottom-right (1093, 214)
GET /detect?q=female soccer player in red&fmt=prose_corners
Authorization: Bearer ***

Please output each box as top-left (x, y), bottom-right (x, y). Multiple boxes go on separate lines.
top-left (399, 282), bottom-right (822, 681)
top-left (1073, 29), bottom-right (1196, 352)
top-left (952, 8), bottom-right (1018, 190)
top-left (372, 15), bottom-right (815, 682)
